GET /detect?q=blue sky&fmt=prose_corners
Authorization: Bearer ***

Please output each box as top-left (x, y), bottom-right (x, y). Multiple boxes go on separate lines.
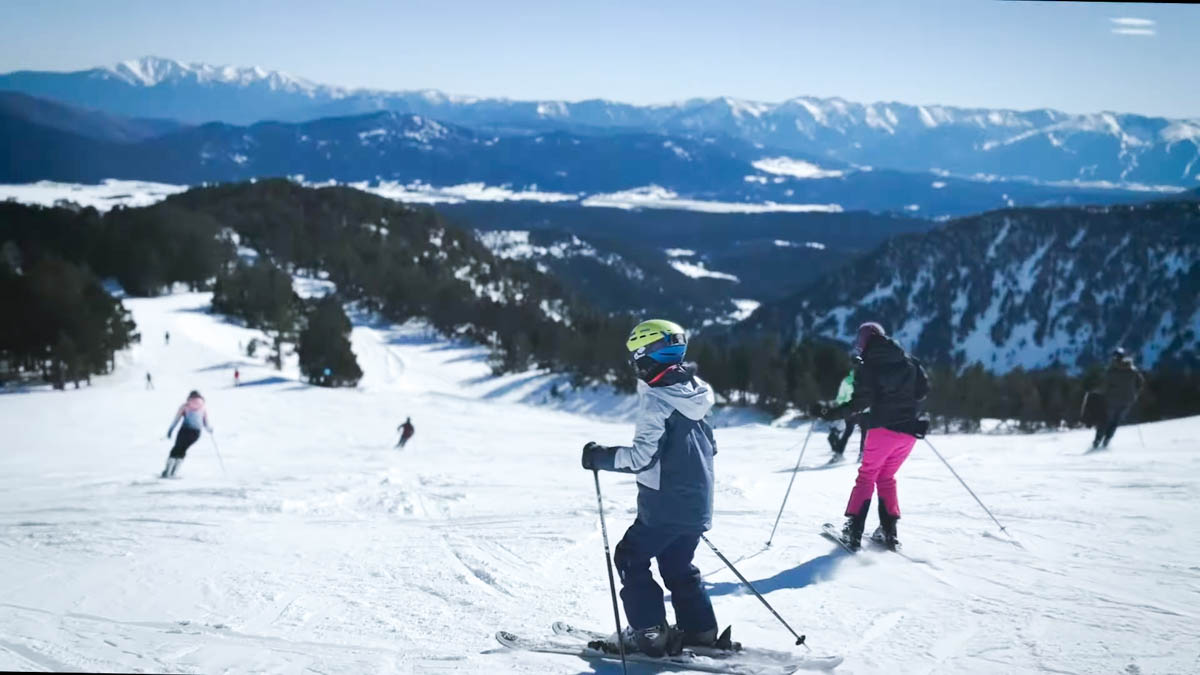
top-left (1, 0), bottom-right (1197, 117)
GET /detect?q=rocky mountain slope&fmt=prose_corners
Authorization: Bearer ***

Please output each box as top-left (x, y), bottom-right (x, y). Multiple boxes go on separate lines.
top-left (743, 197), bottom-right (1200, 372)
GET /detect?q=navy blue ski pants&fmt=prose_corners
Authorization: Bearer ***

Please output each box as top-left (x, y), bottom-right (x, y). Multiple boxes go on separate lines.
top-left (613, 518), bottom-right (717, 633)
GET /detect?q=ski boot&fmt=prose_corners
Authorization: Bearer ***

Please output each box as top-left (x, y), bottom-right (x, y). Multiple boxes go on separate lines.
top-left (590, 624), bottom-right (674, 658)
top-left (840, 499), bottom-right (870, 551)
top-left (874, 500), bottom-right (901, 551)
top-left (168, 457), bottom-right (184, 477)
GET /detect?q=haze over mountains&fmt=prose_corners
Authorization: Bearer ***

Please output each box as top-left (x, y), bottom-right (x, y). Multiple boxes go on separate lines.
top-left (1, 91), bottom-right (1160, 219)
top-left (3, 56), bottom-right (1199, 190)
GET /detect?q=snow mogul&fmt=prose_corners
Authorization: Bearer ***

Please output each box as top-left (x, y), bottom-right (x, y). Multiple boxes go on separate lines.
top-left (825, 323), bottom-right (929, 551)
top-left (161, 390), bottom-right (213, 478)
top-left (580, 319), bottom-right (721, 657)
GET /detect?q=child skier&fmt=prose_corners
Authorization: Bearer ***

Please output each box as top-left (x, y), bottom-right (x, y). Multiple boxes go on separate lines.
top-left (825, 363), bottom-right (859, 461)
top-left (162, 390), bottom-right (213, 478)
top-left (827, 323), bottom-right (929, 551)
top-left (397, 417), bottom-right (415, 448)
top-left (580, 319), bottom-right (720, 657)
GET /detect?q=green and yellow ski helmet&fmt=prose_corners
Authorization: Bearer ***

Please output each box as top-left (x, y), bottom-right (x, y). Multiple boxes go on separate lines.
top-left (626, 319), bottom-right (688, 363)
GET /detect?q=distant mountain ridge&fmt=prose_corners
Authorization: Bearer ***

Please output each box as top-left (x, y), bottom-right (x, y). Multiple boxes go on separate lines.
top-left (0, 92), bottom-right (1164, 219)
top-left (742, 199), bottom-right (1200, 372)
top-left (3, 56), bottom-right (1198, 188)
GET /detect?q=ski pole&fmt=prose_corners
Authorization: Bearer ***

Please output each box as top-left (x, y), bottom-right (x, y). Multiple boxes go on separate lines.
top-left (701, 534), bottom-right (806, 647)
top-left (592, 470), bottom-right (627, 675)
top-left (922, 438), bottom-right (1011, 537)
top-left (209, 433), bottom-right (228, 477)
top-left (767, 421), bottom-right (815, 546)
top-left (1135, 423), bottom-right (1146, 451)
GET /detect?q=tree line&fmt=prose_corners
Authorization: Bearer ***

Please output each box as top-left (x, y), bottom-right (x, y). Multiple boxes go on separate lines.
top-left (4, 182), bottom-right (1196, 430)
top-left (0, 243), bottom-right (137, 388)
top-left (689, 333), bottom-right (1200, 429)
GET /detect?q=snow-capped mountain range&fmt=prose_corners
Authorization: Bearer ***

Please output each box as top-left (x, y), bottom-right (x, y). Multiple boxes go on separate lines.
top-left (742, 197), bottom-right (1200, 372)
top-left (2, 56), bottom-right (1199, 188)
top-left (0, 91), bottom-right (1164, 218)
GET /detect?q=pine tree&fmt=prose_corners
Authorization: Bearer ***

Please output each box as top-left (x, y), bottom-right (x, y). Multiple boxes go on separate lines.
top-left (297, 296), bottom-right (362, 387)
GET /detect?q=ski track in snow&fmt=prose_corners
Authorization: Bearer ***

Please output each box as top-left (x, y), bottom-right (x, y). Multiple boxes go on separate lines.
top-left (1, 292), bottom-right (1198, 673)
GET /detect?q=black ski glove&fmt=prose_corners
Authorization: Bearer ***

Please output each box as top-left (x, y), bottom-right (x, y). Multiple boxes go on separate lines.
top-left (581, 442), bottom-right (602, 470)
top-left (581, 442), bottom-right (618, 471)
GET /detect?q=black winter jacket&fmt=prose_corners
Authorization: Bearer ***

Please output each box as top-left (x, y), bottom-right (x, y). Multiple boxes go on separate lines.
top-left (1104, 358), bottom-right (1144, 409)
top-left (845, 336), bottom-right (929, 436)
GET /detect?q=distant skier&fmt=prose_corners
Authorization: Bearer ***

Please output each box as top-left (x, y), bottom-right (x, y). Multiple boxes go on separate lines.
top-left (164, 331), bottom-right (170, 346)
top-left (1092, 347), bottom-right (1145, 450)
top-left (161, 390), bottom-right (212, 478)
top-left (396, 417), bottom-right (415, 448)
top-left (234, 368), bottom-right (240, 387)
top-left (145, 372), bottom-right (154, 390)
top-left (825, 323), bottom-right (929, 551)
top-left (581, 319), bottom-right (721, 657)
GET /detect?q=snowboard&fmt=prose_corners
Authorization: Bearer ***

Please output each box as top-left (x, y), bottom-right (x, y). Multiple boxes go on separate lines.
top-left (819, 522), bottom-right (859, 554)
top-left (496, 629), bottom-right (841, 673)
top-left (549, 622), bottom-right (841, 670)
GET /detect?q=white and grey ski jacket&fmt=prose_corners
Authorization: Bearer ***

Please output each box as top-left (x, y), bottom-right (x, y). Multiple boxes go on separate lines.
top-left (595, 365), bottom-right (717, 532)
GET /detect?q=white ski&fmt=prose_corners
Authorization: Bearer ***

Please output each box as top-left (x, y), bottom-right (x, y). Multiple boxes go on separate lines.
top-left (547, 622), bottom-right (843, 671)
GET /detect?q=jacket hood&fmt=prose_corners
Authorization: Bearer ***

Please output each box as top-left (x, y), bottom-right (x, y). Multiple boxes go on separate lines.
top-left (862, 335), bottom-right (907, 366)
top-left (640, 365), bottom-right (714, 421)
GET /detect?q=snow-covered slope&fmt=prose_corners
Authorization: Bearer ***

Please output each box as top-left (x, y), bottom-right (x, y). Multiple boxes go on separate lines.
top-left (1, 292), bottom-right (1196, 673)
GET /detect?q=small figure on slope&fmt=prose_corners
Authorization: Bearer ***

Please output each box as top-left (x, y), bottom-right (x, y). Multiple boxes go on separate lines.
top-left (825, 360), bottom-right (864, 462)
top-left (1092, 347), bottom-right (1145, 450)
top-left (580, 319), bottom-right (721, 657)
top-left (145, 372), bottom-right (154, 390)
top-left (164, 331), bottom-right (170, 346)
top-left (162, 390), bottom-right (213, 478)
top-left (825, 323), bottom-right (929, 551)
top-left (234, 368), bottom-right (240, 387)
top-left (397, 417), bottom-right (415, 448)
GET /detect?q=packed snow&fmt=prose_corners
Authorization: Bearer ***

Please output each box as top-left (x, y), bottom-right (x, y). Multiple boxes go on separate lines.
top-left (751, 158), bottom-right (845, 180)
top-left (729, 299), bottom-right (761, 322)
top-left (581, 186), bottom-right (843, 214)
top-left (1, 180), bottom-right (852, 216)
top-left (669, 260), bottom-right (741, 282)
top-left (774, 240), bottom-right (827, 251)
top-left (0, 180), bottom-right (189, 212)
top-left (337, 181), bottom-right (578, 205)
top-left (1, 292), bottom-right (1198, 674)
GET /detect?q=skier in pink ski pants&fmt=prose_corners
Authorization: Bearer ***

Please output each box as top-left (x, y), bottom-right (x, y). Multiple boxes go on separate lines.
top-left (826, 323), bottom-right (929, 551)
